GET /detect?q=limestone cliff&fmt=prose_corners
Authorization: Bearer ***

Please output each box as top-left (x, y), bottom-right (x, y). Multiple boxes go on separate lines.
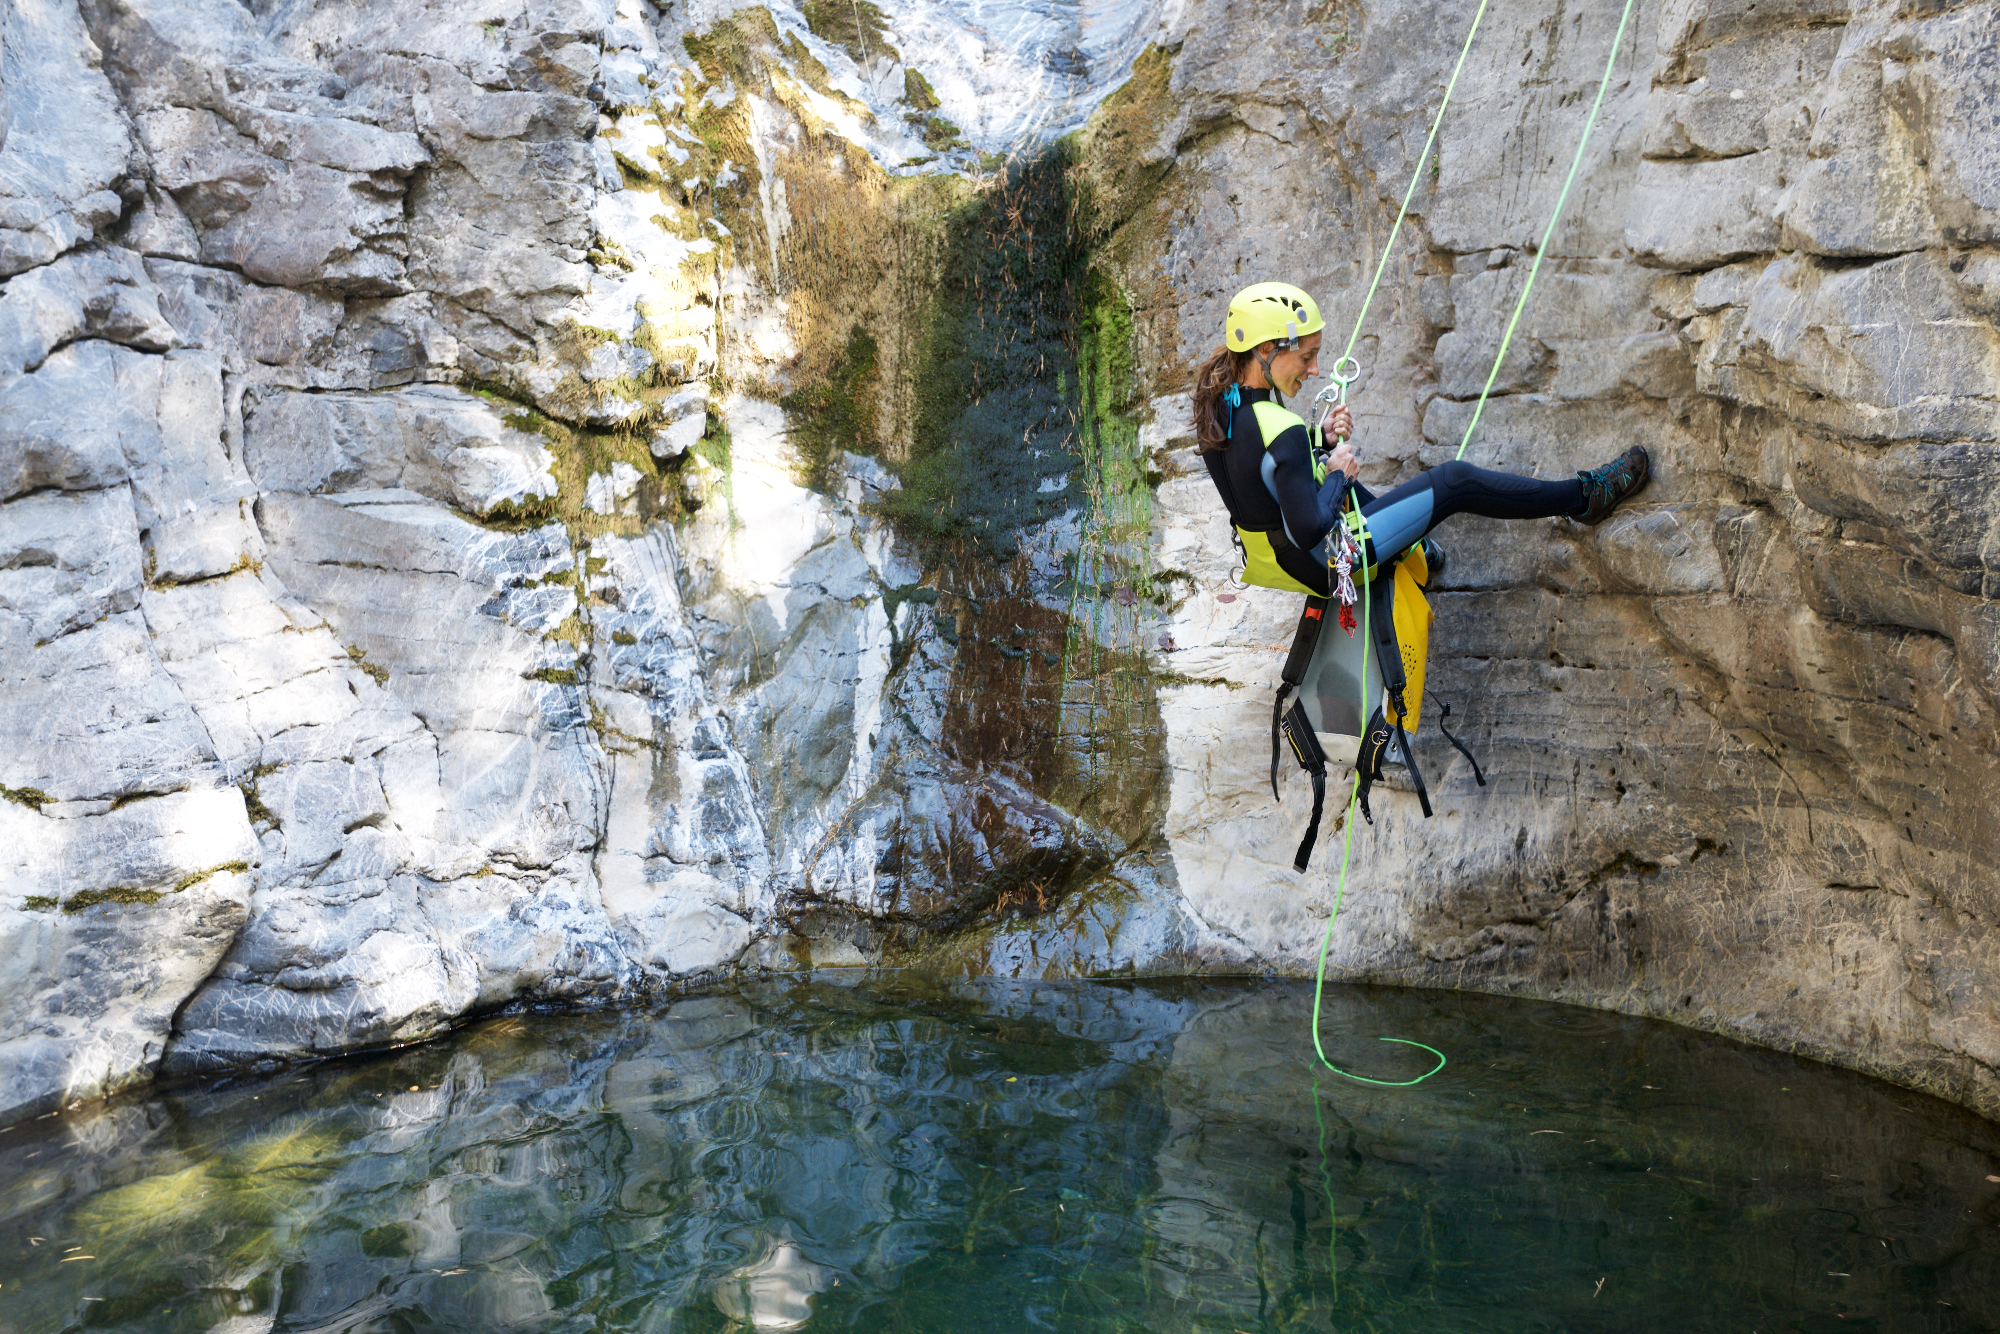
top-left (0, 0), bottom-right (1993, 1124)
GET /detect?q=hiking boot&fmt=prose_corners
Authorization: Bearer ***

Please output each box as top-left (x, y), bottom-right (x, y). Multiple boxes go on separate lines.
top-left (1574, 445), bottom-right (1650, 525)
top-left (1419, 537), bottom-right (1447, 583)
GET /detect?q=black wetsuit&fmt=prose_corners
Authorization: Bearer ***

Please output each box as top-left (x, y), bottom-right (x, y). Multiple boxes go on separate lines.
top-left (1203, 387), bottom-right (1587, 596)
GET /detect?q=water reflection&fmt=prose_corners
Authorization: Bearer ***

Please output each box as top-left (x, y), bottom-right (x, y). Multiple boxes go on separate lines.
top-left (2, 977), bottom-right (1997, 1333)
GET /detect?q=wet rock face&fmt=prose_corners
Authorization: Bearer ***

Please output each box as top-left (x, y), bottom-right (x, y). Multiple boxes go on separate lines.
top-left (1143, 0), bottom-right (2000, 1112)
top-left (0, 0), bottom-right (1191, 1121)
top-left (0, 0), bottom-right (1994, 1124)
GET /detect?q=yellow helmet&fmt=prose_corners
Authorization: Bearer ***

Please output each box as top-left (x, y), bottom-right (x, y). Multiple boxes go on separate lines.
top-left (1225, 282), bottom-right (1325, 352)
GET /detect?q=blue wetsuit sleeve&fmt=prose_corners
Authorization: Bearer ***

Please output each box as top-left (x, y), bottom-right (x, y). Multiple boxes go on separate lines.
top-left (1265, 425), bottom-right (1350, 549)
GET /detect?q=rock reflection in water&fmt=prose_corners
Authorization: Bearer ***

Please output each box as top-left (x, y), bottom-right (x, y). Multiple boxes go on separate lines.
top-left (1, 977), bottom-right (1997, 1333)
top-left (712, 1238), bottom-right (830, 1328)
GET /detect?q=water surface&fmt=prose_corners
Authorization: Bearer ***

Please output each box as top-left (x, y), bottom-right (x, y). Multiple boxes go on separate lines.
top-left (3, 977), bottom-right (1998, 1333)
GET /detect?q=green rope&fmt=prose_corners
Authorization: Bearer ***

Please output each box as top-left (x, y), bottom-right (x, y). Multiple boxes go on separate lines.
top-left (1307, 0), bottom-right (1634, 1085)
top-left (1304, 772), bottom-right (1448, 1088)
top-left (1454, 0), bottom-right (1640, 461)
top-left (1309, 529), bottom-right (1449, 1087)
top-left (1336, 0), bottom-right (1496, 368)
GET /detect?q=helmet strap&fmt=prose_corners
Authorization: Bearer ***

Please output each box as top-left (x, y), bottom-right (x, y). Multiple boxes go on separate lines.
top-left (1256, 347), bottom-right (1284, 403)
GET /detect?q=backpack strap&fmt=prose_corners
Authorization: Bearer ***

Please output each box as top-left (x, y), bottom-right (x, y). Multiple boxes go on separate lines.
top-left (1366, 564), bottom-right (1408, 723)
top-left (1271, 596), bottom-right (1327, 799)
top-left (1394, 717), bottom-right (1434, 819)
top-left (1359, 564), bottom-right (1434, 820)
top-left (1431, 694), bottom-right (1487, 788)
top-left (1280, 698), bottom-right (1329, 871)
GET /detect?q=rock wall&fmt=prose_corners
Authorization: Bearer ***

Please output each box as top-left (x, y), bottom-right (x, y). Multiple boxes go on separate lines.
top-left (1137, 0), bottom-right (2000, 1113)
top-left (0, 0), bottom-right (1994, 1123)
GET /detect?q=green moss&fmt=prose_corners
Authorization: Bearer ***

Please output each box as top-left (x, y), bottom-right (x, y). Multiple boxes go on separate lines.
top-left (1153, 670), bottom-right (1243, 689)
top-left (482, 391), bottom-right (685, 540)
top-left (903, 67), bottom-right (939, 110)
top-left (611, 630), bottom-right (639, 645)
top-left (912, 113), bottom-right (965, 152)
top-left (799, 0), bottom-right (897, 65)
top-left (23, 896), bottom-right (57, 911)
top-left (144, 552), bottom-right (265, 591)
top-left (344, 644), bottom-right (390, 687)
top-left (693, 410), bottom-right (732, 475)
top-left (532, 320), bottom-right (663, 427)
top-left (682, 7), bottom-right (783, 88)
top-left (1, 784), bottom-right (50, 812)
top-left (56, 861), bottom-right (248, 913)
top-left (481, 495), bottom-right (562, 530)
top-left (1076, 43), bottom-right (1178, 234)
top-left (545, 613), bottom-right (591, 650)
top-left (588, 232), bottom-right (640, 268)
top-left (173, 861), bottom-right (249, 894)
top-left (780, 32), bottom-right (842, 99)
top-left (783, 323), bottom-right (882, 488)
top-left (524, 667), bottom-right (580, 686)
top-left (240, 781), bottom-right (279, 830)
top-left (881, 582), bottom-right (939, 622)
top-left (1074, 267), bottom-right (1153, 597)
top-left (65, 885), bottom-right (162, 909)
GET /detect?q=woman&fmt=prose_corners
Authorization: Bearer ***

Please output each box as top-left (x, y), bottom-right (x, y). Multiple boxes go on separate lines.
top-left (1196, 282), bottom-right (1650, 597)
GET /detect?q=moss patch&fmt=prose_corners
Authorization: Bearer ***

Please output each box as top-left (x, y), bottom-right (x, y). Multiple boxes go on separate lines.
top-left (902, 67), bottom-right (939, 110)
top-left (241, 781), bottom-right (279, 830)
top-left (57, 861), bottom-right (249, 913)
top-left (782, 322), bottom-right (882, 488)
top-left (480, 393), bottom-right (686, 543)
top-left (174, 861), bottom-right (250, 894)
top-left (912, 113), bottom-right (966, 152)
top-left (344, 644), bottom-right (390, 687)
top-left (1, 784), bottom-right (51, 812)
top-left (799, 0), bottom-right (897, 64)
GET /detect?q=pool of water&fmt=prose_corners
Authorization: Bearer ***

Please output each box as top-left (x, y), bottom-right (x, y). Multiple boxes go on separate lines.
top-left (3, 977), bottom-right (1997, 1333)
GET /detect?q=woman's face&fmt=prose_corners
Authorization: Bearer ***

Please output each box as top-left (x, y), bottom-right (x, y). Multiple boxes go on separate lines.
top-left (1259, 331), bottom-right (1323, 396)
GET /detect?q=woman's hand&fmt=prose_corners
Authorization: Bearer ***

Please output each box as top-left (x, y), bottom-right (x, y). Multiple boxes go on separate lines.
top-left (1328, 439), bottom-right (1360, 480)
top-left (1322, 403), bottom-right (1359, 479)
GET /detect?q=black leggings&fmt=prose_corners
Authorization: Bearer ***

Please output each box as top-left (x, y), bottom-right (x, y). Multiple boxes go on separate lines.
top-left (1275, 460), bottom-right (1584, 596)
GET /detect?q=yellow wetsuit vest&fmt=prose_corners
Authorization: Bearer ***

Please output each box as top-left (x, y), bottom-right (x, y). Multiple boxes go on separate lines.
top-left (1235, 399), bottom-right (1324, 597)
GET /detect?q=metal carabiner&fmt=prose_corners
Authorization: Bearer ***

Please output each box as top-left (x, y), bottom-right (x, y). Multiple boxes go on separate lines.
top-left (1311, 356), bottom-right (1361, 444)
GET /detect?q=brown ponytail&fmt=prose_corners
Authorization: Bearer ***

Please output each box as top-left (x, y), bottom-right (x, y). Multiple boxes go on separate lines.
top-left (1192, 345), bottom-right (1255, 453)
